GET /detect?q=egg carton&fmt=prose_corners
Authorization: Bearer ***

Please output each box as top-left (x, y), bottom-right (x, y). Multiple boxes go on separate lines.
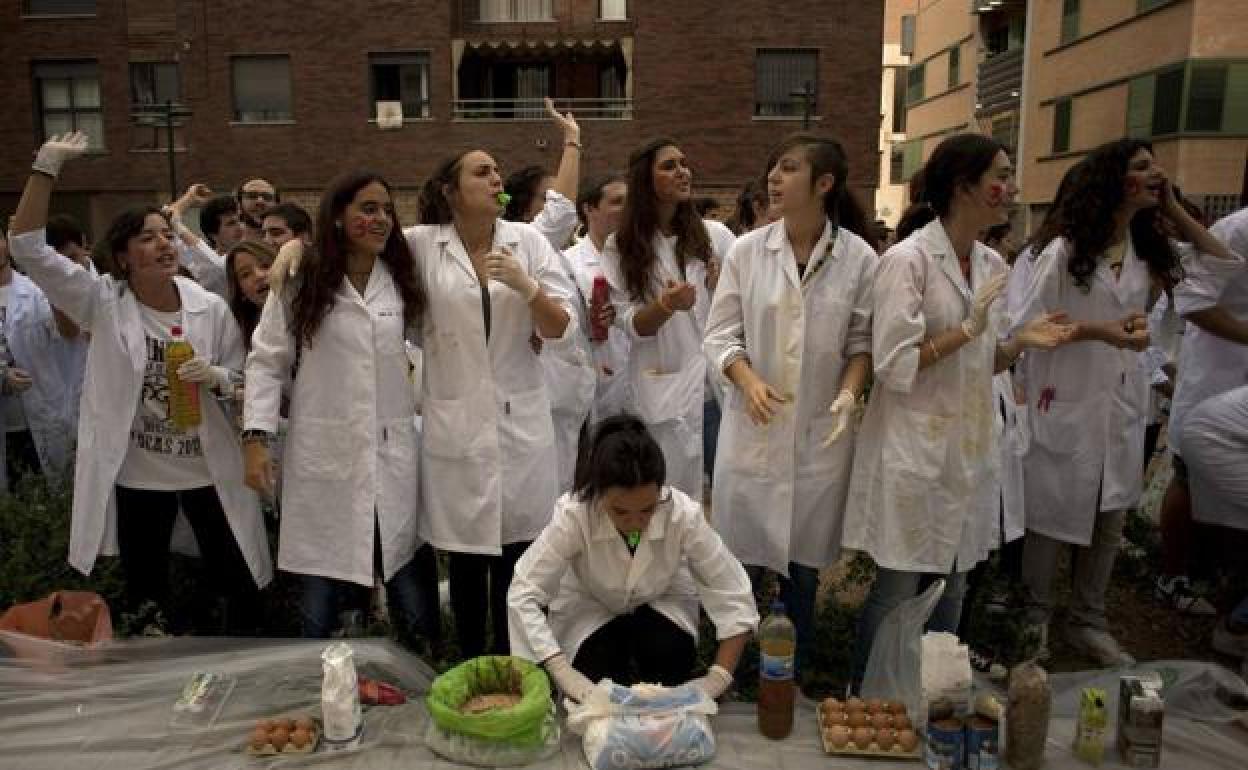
top-left (816, 703), bottom-right (922, 761)
top-left (244, 716), bottom-right (321, 756)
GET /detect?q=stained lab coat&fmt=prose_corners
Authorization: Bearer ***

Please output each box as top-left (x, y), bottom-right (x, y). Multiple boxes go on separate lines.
top-left (1178, 384), bottom-right (1248, 530)
top-left (539, 247), bottom-right (596, 494)
top-left (599, 220), bottom-right (736, 500)
top-left (507, 487), bottom-right (759, 664)
top-left (842, 219), bottom-right (1004, 573)
top-left (245, 260), bottom-right (421, 586)
top-left (703, 221), bottom-right (877, 576)
top-left (405, 220), bottom-right (579, 554)
top-left (564, 236), bottom-right (632, 421)
top-left (8, 230), bottom-right (272, 586)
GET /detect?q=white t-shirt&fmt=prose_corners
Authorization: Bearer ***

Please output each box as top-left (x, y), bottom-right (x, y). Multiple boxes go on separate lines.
top-left (115, 304), bottom-right (213, 490)
top-left (0, 283), bottom-right (29, 434)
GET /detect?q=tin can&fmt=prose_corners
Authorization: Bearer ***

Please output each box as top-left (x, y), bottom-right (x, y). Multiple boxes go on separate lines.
top-left (926, 717), bottom-right (965, 770)
top-left (966, 716), bottom-right (999, 770)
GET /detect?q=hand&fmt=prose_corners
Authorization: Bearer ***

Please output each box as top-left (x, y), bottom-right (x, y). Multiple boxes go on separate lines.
top-left (1015, 312), bottom-right (1076, 351)
top-left (544, 97), bottom-right (580, 144)
top-left (174, 183), bottom-right (213, 215)
top-left (660, 280), bottom-right (697, 312)
top-left (32, 131), bottom-right (89, 178)
top-left (544, 653), bottom-right (594, 703)
top-left (591, 298), bottom-right (616, 332)
top-left (742, 372), bottom-right (786, 426)
top-left (268, 238), bottom-right (304, 295)
top-left (687, 664), bottom-right (733, 700)
top-left (243, 439), bottom-right (275, 499)
top-left (1112, 311), bottom-right (1151, 352)
top-left (486, 248), bottom-right (539, 301)
top-left (706, 258), bottom-right (721, 292)
top-left (529, 332), bottom-right (544, 355)
top-left (176, 357), bottom-right (232, 390)
top-left (961, 271), bottom-right (1009, 339)
top-left (1158, 173), bottom-right (1186, 221)
top-left (5, 367), bottom-right (33, 394)
top-left (821, 389), bottom-right (857, 448)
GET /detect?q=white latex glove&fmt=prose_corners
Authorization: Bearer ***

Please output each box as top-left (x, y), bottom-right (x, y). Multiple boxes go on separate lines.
top-left (822, 389), bottom-right (857, 448)
top-left (32, 131), bottom-right (89, 178)
top-left (687, 664), bottom-right (733, 700)
top-left (177, 357), bottom-right (233, 391)
top-left (961, 272), bottom-right (1008, 339)
top-left (544, 653), bottom-right (594, 703)
top-left (269, 238), bottom-right (304, 296)
top-left (4, 367), bottom-right (34, 394)
top-left (486, 247), bottom-right (539, 301)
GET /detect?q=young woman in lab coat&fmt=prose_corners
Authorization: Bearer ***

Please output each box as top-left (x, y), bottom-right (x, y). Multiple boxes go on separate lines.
top-left (842, 133), bottom-right (1075, 682)
top-left (243, 170), bottom-right (441, 648)
top-left (704, 134), bottom-right (878, 678)
top-left (508, 415), bottom-right (758, 701)
top-left (404, 149), bottom-right (578, 659)
top-left (599, 139), bottom-right (736, 501)
top-left (9, 133), bottom-right (272, 632)
top-left (1008, 138), bottom-right (1237, 665)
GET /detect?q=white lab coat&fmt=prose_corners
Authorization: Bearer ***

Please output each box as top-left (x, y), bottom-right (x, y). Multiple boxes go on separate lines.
top-left (508, 487), bottom-right (759, 664)
top-left (599, 220), bottom-right (736, 501)
top-left (245, 260), bottom-right (421, 586)
top-left (564, 236), bottom-right (632, 422)
top-left (1177, 384), bottom-right (1248, 530)
top-left (8, 230), bottom-right (272, 586)
top-left (175, 238), bottom-right (228, 298)
top-left (843, 219), bottom-right (1003, 573)
top-left (993, 370), bottom-right (1029, 545)
top-left (539, 247), bottom-right (596, 494)
top-left (405, 220), bottom-right (579, 554)
top-left (1170, 207), bottom-right (1248, 453)
top-left (1008, 234), bottom-right (1152, 545)
top-left (703, 220), bottom-right (877, 576)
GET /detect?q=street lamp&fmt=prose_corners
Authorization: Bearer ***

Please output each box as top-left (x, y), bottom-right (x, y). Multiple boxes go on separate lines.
top-left (790, 80), bottom-right (815, 130)
top-left (130, 100), bottom-right (192, 198)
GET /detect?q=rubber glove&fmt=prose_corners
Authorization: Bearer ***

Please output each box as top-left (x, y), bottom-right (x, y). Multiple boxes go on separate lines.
top-left (32, 131), bottom-right (89, 178)
top-left (544, 652), bottom-right (595, 703)
top-left (486, 247), bottom-right (539, 301)
top-left (961, 271), bottom-right (1009, 339)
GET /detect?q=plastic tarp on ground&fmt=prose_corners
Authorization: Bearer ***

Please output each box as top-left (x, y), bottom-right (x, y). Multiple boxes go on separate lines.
top-left (1, 633), bottom-right (1246, 769)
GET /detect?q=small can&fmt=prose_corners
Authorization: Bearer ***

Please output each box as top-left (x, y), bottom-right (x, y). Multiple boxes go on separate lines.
top-left (966, 716), bottom-right (999, 770)
top-left (926, 717), bottom-right (965, 770)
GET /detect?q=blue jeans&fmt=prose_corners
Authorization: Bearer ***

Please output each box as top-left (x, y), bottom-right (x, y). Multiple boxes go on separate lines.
top-left (703, 398), bottom-right (722, 482)
top-left (747, 563), bottom-right (820, 680)
top-left (852, 565), bottom-right (969, 689)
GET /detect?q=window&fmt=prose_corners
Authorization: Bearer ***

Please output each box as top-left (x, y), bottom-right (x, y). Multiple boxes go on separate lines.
top-left (889, 144), bottom-right (905, 185)
top-left (891, 67), bottom-right (907, 133)
top-left (231, 55), bottom-right (292, 123)
top-left (901, 139), bottom-right (923, 183)
top-left (1052, 98), bottom-right (1071, 153)
top-left (32, 60), bottom-right (103, 149)
top-left (22, 0), bottom-right (95, 14)
top-left (1137, 0), bottom-right (1169, 11)
top-left (906, 62), bottom-right (925, 104)
top-left (1186, 64), bottom-right (1227, 132)
top-left (600, 0), bottom-right (626, 20)
top-left (369, 53), bottom-right (430, 120)
top-left (900, 15), bottom-right (916, 57)
top-left (948, 45), bottom-right (961, 88)
top-left (476, 0), bottom-right (552, 22)
top-left (130, 62), bottom-right (180, 108)
top-left (754, 49), bottom-right (818, 117)
top-left (1151, 66), bottom-right (1184, 135)
top-left (1060, 0), bottom-right (1080, 44)
top-left (1126, 75), bottom-right (1155, 138)
top-left (1127, 61), bottom-right (1248, 138)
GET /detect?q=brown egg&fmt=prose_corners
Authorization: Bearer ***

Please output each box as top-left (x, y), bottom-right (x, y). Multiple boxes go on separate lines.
top-left (845, 696), bottom-right (866, 712)
top-left (886, 699), bottom-right (908, 715)
top-left (828, 711), bottom-right (850, 726)
top-left (892, 714), bottom-right (912, 731)
top-left (870, 712), bottom-right (893, 730)
top-left (822, 697), bottom-right (843, 713)
top-left (258, 718), bottom-right (276, 731)
top-left (827, 725), bottom-right (851, 748)
top-left (897, 728), bottom-right (919, 752)
top-left (851, 726), bottom-right (875, 749)
top-left (875, 727), bottom-right (897, 750)
top-left (290, 727), bottom-right (310, 749)
top-left (278, 718), bottom-right (295, 732)
top-left (294, 717), bottom-right (315, 733)
top-left (249, 727), bottom-right (269, 750)
top-left (847, 711), bottom-right (869, 728)
top-left (269, 727), bottom-right (290, 750)
top-left (864, 697), bottom-right (884, 714)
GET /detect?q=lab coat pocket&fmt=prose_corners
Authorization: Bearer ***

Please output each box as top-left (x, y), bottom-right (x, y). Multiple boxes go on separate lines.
top-left (1029, 399), bottom-right (1090, 455)
top-left (288, 417), bottom-right (353, 480)
top-left (633, 358), bottom-right (706, 426)
top-left (881, 406), bottom-right (950, 484)
top-left (808, 297), bottom-right (852, 353)
top-left (423, 396), bottom-right (478, 460)
top-left (721, 387), bottom-right (771, 476)
top-left (500, 385), bottom-right (555, 451)
top-left (542, 349), bottom-right (596, 419)
top-left (374, 306), bottom-right (407, 355)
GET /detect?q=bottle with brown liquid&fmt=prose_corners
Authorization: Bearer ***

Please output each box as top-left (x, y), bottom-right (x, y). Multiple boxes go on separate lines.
top-left (757, 600), bottom-right (796, 739)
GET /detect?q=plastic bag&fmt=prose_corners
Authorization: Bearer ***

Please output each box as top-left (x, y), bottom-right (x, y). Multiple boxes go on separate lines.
top-left (424, 710), bottom-right (561, 767)
top-left (321, 642), bottom-right (363, 750)
top-left (861, 578), bottom-right (945, 729)
top-left (566, 681), bottom-right (718, 770)
top-left (0, 591), bottom-right (113, 644)
top-left (426, 656), bottom-right (553, 747)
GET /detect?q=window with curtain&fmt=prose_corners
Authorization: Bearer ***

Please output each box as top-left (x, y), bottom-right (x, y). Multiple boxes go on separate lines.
top-left (516, 63), bottom-right (550, 118)
top-left (369, 53), bottom-right (431, 120)
top-left (130, 62), bottom-right (180, 108)
top-left (755, 49), bottom-right (818, 117)
top-left (23, 0), bottom-right (95, 14)
top-left (32, 60), bottom-right (104, 149)
top-left (477, 0), bottom-right (552, 22)
top-left (1052, 98), bottom-right (1071, 152)
top-left (231, 55), bottom-right (292, 122)
top-left (600, 0), bottom-right (626, 20)
top-left (1060, 0), bottom-right (1080, 44)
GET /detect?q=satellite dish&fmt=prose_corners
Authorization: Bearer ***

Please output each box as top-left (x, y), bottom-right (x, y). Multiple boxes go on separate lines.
top-left (376, 101), bottom-right (403, 130)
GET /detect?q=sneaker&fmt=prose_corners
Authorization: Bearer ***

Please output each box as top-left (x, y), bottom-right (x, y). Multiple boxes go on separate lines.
top-left (1155, 575), bottom-right (1218, 616)
top-left (1211, 617), bottom-right (1248, 658)
top-left (1065, 625), bottom-right (1136, 667)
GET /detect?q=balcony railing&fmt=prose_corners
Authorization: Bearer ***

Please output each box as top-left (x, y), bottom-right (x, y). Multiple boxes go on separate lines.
top-left (976, 46), bottom-right (1023, 117)
top-left (454, 96), bottom-right (632, 121)
top-left (461, 0), bottom-right (554, 23)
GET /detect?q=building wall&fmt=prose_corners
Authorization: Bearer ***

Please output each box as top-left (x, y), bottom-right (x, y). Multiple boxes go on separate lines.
top-left (877, 0), bottom-right (919, 227)
top-left (902, 0), bottom-right (976, 164)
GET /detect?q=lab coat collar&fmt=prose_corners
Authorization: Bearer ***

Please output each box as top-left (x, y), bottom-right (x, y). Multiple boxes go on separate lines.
top-left (917, 218), bottom-right (977, 306)
top-left (436, 220), bottom-right (524, 280)
top-left (172, 274), bottom-right (213, 315)
top-left (764, 219), bottom-right (838, 290)
top-left (587, 490), bottom-right (671, 543)
top-left (1092, 232), bottom-right (1148, 307)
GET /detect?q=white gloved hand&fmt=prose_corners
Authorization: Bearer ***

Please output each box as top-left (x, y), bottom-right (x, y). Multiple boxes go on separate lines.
top-left (822, 389), bottom-right (857, 448)
top-left (544, 652), bottom-right (595, 703)
top-left (486, 248), bottom-right (539, 301)
top-left (268, 238), bottom-right (304, 296)
top-left (687, 664), bottom-right (733, 700)
top-left (32, 131), bottom-right (89, 178)
top-left (961, 272), bottom-right (1009, 339)
top-left (176, 357), bottom-right (233, 391)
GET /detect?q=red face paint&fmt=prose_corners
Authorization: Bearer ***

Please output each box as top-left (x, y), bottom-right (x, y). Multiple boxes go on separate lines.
top-left (348, 216), bottom-right (370, 239)
top-left (987, 182), bottom-right (1006, 207)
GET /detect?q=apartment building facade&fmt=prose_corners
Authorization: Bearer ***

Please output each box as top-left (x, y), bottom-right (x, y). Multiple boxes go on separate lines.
top-left (876, 0), bottom-right (919, 229)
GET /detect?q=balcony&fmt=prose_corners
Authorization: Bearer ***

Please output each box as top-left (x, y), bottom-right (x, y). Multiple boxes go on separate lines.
top-left (976, 46), bottom-right (1023, 117)
top-left (454, 96), bottom-right (630, 121)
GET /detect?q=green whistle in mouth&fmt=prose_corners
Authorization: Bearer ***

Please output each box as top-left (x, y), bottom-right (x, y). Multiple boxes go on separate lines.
top-left (497, 191), bottom-right (512, 207)
top-left (626, 530), bottom-right (641, 548)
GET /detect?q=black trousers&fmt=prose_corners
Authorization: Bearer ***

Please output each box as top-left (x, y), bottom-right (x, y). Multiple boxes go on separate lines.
top-left (448, 542), bottom-right (530, 658)
top-left (115, 485), bottom-right (263, 634)
top-left (5, 429), bottom-right (41, 491)
top-left (573, 604), bottom-right (698, 687)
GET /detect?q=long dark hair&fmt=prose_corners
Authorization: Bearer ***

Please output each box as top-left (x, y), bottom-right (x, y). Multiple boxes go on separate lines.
top-left (895, 133), bottom-right (1005, 242)
top-left (727, 177), bottom-right (767, 234)
top-left (418, 150), bottom-right (475, 225)
top-left (503, 164), bottom-right (548, 222)
top-left (766, 133), bottom-right (877, 249)
top-left (1023, 158), bottom-right (1087, 259)
top-left (573, 414), bottom-right (666, 502)
top-left (103, 206), bottom-right (169, 281)
top-left (616, 138), bottom-right (712, 302)
top-left (1029, 138), bottom-right (1182, 290)
top-left (291, 170), bottom-right (426, 346)
top-left (225, 240), bottom-right (276, 350)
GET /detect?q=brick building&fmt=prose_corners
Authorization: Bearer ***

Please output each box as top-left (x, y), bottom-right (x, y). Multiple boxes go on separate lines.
top-left (0, 0), bottom-right (884, 237)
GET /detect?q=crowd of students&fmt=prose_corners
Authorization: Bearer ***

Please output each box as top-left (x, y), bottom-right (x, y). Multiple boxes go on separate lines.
top-left (5, 101), bottom-right (1247, 698)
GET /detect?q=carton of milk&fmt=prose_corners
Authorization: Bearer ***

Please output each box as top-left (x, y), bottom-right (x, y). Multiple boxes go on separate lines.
top-left (1117, 674), bottom-right (1164, 768)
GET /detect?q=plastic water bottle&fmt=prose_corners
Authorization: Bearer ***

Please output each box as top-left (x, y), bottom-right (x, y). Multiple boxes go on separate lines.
top-left (758, 600), bottom-right (796, 739)
top-left (165, 325), bottom-right (201, 430)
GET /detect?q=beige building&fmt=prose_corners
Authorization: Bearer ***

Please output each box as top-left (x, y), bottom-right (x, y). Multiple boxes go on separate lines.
top-left (877, 0), bottom-right (920, 228)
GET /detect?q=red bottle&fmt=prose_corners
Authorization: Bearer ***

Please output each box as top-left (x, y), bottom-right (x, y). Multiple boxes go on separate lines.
top-left (590, 275), bottom-right (610, 342)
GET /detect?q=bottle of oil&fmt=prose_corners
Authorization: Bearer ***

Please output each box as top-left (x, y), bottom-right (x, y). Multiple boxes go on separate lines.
top-left (758, 600), bottom-right (796, 739)
top-left (166, 325), bottom-right (201, 430)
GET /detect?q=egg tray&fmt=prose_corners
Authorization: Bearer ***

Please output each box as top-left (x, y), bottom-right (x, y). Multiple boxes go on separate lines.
top-left (816, 704), bottom-right (922, 761)
top-left (243, 717), bottom-right (321, 756)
